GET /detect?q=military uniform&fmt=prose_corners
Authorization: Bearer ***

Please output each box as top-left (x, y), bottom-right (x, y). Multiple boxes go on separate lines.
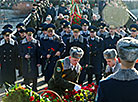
top-left (39, 24), bottom-right (65, 82)
top-left (66, 24), bottom-right (89, 84)
top-left (87, 26), bottom-right (104, 84)
top-left (19, 28), bottom-right (40, 91)
top-left (48, 56), bottom-right (82, 95)
top-left (104, 33), bottom-right (122, 50)
top-left (104, 59), bottom-right (120, 77)
top-left (96, 37), bottom-right (138, 102)
top-left (0, 29), bottom-right (18, 85)
top-left (80, 20), bottom-right (90, 39)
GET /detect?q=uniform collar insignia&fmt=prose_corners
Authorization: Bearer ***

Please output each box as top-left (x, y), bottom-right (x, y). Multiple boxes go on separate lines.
top-left (110, 68), bottom-right (138, 81)
top-left (0, 39), bottom-right (5, 46)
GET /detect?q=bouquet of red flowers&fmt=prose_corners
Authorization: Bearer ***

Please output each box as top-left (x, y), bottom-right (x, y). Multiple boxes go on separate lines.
top-left (38, 88), bottom-right (62, 102)
top-left (62, 83), bottom-right (98, 102)
top-left (43, 83), bottom-right (98, 102)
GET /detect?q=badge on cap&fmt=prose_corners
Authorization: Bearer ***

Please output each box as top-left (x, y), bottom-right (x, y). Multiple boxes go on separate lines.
top-left (57, 67), bottom-right (61, 72)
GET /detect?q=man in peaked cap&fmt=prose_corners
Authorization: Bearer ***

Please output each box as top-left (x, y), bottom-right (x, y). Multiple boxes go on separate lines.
top-left (104, 24), bottom-right (122, 50)
top-left (60, 22), bottom-right (73, 44)
top-left (65, 24), bottom-right (89, 85)
top-left (80, 19), bottom-right (90, 39)
top-left (2, 24), bottom-right (13, 30)
top-left (15, 23), bottom-right (25, 38)
top-left (39, 23), bottom-right (65, 83)
top-left (96, 37), bottom-right (138, 102)
top-left (103, 49), bottom-right (121, 77)
top-left (0, 28), bottom-right (18, 89)
top-left (87, 25), bottom-right (104, 85)
top-left (97, 23), bottom-right (108, 39)
top-left (48, 46), bottom-right (84, 95)
top-left (19, 27), bottom-right (40, 91)
top-left (129, 24), bottom-right (138, 39)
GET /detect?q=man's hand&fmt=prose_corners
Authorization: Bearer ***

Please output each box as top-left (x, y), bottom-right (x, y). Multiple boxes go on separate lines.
top-left (85, 64), bottom-right (88, 68)
top-left (37, 64), bottom-right (41, 67)
top-left (74, 84), bottom-right (81, 91)
top-left (55, 51), bottom-right (61, 56)
top-left (47, 54), bottom-right (51, 59)
top-left (25, 54), bottom-right (31, 59)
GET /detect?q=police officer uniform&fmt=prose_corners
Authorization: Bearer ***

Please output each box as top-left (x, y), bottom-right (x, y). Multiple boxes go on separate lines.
top-left (66, 24), bottom-right (89, 84)
top-left (39, 24), bottom-right (65, 83)
top-left (87, 26), bottom-right (104, 84)
top-left (96, 37), bottom-right (138, 102)
top-left (19, 27), bottom-right (40, 91)
top-left (0, 29), bottom-right (18, 87)
top-left (48, 47), bottom-right (84, 95)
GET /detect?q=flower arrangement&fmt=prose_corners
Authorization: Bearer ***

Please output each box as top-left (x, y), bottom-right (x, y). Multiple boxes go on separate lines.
top-left (43, 83), bottom-right (98, 102)
top-left (38, 88), bottom-right (62, 102)
top-left (2, 84), bottom-right (45, 102)
top-left (62, 83), bottom-right (98, 102)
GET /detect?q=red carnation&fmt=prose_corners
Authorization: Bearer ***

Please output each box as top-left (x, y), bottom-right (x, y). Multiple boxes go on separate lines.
top-left (76, 96), bottom-right (80, 101)
top-left (88, 84), bottom-right (92, 87)
top-left (29, 96), bottom-right (34, 101)
top-left (89, 44), bottom-right (92, 47)
top-left (89, 89), bottom-right (94, 92)
top-left (45, 95), bottom-right (49, 98)
top-left (0, 64), bottom-right (1, 67)
top-left (95, 85), bottom-right (99, 89)
top-left (64, 95), bottom-right (69, 99)
top-left (6, 94), bottom-right (9, 96)
top-left (44, 87), bottom-right (48, 90)
top-left (36, 100), bottom-right (40, 102)
top-left (27, 46), bottom-right (32, 49)
top-left (92, 82), bottom-right (95, 86)
top-left (51, 48), bottom-right (55, 51)
top-left (78, 90), bottom-right (81, 93)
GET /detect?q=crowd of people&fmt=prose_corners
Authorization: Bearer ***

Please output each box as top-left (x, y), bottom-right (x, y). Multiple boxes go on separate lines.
top-left (0, 0), bottom-right (138, 100)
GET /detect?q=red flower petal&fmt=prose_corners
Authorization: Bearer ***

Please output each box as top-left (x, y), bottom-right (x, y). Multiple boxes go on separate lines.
top-left (29, 96), bottom-right (34, 101)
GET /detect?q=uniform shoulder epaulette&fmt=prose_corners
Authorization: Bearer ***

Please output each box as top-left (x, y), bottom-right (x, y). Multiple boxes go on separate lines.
top-left (95, 36), bottom-right (100, 42)
top-left (9, 38), bottom-right (16, 45)
top-left (21, 38), bottom-right (27, 44)
top-left (115, 33), bottom-right (121, 38)
top-left (31, 38), bottom-right (38, 44)
top-left (54, 34), bottom-right (61, 42)
top-left (0, 39), bottom-right (5, 46)
top-left (105, 33), bottom-right (110, 38)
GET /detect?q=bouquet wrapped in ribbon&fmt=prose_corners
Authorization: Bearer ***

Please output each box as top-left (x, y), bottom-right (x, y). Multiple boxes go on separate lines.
top-left (70, 0), bottom-right (82, 25)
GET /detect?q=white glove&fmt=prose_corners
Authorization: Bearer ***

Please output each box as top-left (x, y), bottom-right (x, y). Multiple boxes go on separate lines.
top-left (74, 84), bottom-right (81, 91)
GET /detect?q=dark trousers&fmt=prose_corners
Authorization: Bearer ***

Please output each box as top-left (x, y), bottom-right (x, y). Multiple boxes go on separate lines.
top-left (24, 78), bottom-right (37, 92)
